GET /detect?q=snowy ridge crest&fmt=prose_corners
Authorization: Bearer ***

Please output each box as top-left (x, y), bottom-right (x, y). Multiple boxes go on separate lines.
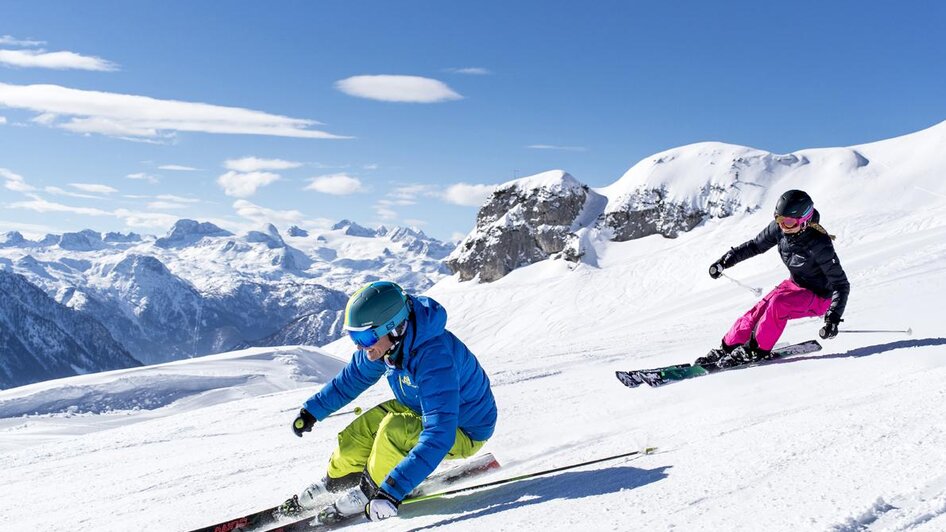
top-left (447, 120), bottom-right (946, 282)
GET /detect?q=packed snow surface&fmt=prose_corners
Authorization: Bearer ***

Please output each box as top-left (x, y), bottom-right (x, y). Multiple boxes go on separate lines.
top-left (2, 123), bottom-right (946, 531)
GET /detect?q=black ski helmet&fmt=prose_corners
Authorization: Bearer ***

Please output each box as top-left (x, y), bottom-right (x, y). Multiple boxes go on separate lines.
top-left (774, 190), bottom-right (814, 223)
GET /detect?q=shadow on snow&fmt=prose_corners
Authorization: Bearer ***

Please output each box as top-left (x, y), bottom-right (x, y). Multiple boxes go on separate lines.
top-left (400, 463), bottom-right (671, 530)
top-left (773, 337), bottom-right (946, 365)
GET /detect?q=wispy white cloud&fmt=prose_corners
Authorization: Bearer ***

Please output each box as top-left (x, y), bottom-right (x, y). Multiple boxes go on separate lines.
top-left (44, 186), bottom-right (101, 199)
top-left (0, 49), bottom-right (118, 71)
top-left (391, 183), bottom-right (440, 203)
top-left (450, 231), bottom-right (468, 243)
top-left (126, 172), bottom-right (160, 184)
top-left (7, 193), bottom-right (182, 229)
top-left (147, 201), bottom-right (188, 210)
top-left (0, 82), bottom-right (351, 139)
top-left (232, 199), bottom-right (312, 226)
top-left (335, 75), bottom-right (462, 103)
top-left (445, 67), bottom-right (491, 75)
top-left (70, 183), bottom-right (118, 194)
top-left (374, 201), bottom-right (399, 221)
top-left (155, 194), bottom-right (199, 203)
top-left (158, 164), bottom-right (199, 171)
top-left (0, 35), bottom-right (45, 47)
top-left (31, 112), bottom-right (58, 125)
top-left (113, 209), bottom-right (180, 229)
top-left (217, 171), bottom-right (280, 197)
top-left (224, 157), bottom-right (302, 173)
top-left (304, 173), bottom-right (365, 195)
top-left (0, 219), bottom-right (60, 239)
top-left (402, 218), bottom-right (428, 227)
top-left (527, 144), bottom-right (588, 152)
top-left (9, 194), bottom-right (112, 216)
top-left (442, 183), bottom-right (496, 207)
top-left (0, 115), bottom-right (6, 125)
top-left (1, 167), bottom-right (35, 192)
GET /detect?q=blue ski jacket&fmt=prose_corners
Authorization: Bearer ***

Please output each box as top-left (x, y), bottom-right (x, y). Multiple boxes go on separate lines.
top-left (302, 295), bottom-right (497, 500)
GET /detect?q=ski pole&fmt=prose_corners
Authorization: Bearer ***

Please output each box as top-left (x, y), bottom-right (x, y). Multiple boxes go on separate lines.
top-left (840, 328), bottom-right (912, 336)
top-left (720, 272), bottom-right (762, 297)
top-left (327, 406), bottom-right (363, 418)
top-left (402, 447), bottom-right (657, 504)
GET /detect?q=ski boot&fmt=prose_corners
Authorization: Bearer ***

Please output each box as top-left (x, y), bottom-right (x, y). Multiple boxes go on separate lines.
top-left (716, 340), bottom-right (771, 369)
top-left (694, 341), bottom-right (736, 367)
top-left (317, 485), bottom-right (369, 524)
top-left (274, 473), bottom-right (360, 519)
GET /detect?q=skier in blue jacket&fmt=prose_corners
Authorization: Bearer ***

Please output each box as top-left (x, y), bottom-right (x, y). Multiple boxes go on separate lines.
top-left (279, 281), bottom-right (497, 523)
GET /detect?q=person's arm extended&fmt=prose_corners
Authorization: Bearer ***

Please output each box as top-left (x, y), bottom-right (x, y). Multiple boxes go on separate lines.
top-left (720, 221), bottom-right (781, 268)
top-left (303, 351), bottom-right (386, 420)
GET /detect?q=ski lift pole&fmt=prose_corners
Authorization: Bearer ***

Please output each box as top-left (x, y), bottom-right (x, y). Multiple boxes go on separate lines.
top-left (720, 272), bottom-right (763, 297)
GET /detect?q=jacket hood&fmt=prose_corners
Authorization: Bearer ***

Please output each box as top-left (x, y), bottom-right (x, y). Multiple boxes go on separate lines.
top-left (403, 295), bottom-right (447, 356)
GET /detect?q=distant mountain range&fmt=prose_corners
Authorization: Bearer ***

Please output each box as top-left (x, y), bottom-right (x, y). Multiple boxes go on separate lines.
top-left (0, 219), bottom-right (453, 388)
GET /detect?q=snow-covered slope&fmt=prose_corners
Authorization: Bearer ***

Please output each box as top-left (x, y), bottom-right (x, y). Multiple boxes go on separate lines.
top-left (1, 122), bottom-right (945, 531)
top-left (452, 120), bottom-right (946, 282)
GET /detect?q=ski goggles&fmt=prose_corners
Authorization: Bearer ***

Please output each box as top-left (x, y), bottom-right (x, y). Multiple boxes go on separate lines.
top-left (347, 326), bottom-right (387, 349)
top-left (775, 207), bottom-right (813, 228)
top-left (346, 310), bottom-right (410, 349)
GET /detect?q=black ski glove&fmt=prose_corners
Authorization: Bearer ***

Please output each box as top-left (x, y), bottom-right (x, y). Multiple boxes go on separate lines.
top-left (708, 262), bottom-right (724, 279)
top-left (710, 249), bottom-right (737, 279)
top-left (292, 408), bottom-right (317, 437)
top-left (819, 315), bottom-right (842, 340)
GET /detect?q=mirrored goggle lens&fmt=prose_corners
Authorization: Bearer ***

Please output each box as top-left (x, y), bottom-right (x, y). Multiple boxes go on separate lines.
top-left (348, 329), bottom-right (380, 348)
top-left (776, 215), bottom-right (799, 227)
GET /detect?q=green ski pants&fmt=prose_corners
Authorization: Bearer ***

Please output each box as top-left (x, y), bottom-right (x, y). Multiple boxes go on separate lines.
top-left (326, 399), bottom-right (485, 488)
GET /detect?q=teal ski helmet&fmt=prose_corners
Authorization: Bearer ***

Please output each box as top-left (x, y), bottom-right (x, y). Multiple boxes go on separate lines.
top-left (343, 281), bottom-right (410, 348)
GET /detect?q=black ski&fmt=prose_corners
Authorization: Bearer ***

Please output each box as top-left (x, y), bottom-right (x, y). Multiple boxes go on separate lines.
top-left (264, 447), bottom-right (655, 531)
top-left (616, 340), bottom-right (822, 388)
top-left (190, 453), bottom-right (499, 532)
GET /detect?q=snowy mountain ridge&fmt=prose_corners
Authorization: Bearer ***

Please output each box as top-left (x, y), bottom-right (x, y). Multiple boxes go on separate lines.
top-left (450, 120), bottom-right (946, 281)
top-left (0, 219), bottom-right (453, 384)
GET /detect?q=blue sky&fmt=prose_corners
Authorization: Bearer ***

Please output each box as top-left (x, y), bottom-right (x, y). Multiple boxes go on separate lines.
top-left (2, 1), bottom-right (945, 242)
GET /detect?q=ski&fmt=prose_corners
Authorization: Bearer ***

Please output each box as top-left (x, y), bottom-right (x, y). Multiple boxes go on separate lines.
top-left (265, 447), bottom-right (654, 531)
top-left (261, 452), bottom-right (500, 531)
top-left (616, 340), bottom-right (822, 388)
top-left (190, 453), bottom-right (499, 532)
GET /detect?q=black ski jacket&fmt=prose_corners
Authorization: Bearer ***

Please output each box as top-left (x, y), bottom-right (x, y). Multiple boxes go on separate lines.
top-left (720, 217), bottom-right (850, 322)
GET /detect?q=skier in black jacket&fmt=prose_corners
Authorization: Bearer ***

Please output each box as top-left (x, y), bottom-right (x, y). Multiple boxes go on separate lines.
top-left (697, 189), bottom-right (850, 368)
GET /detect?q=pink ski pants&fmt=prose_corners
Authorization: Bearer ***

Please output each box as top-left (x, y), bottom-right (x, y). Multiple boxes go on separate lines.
top-left (723, 279), bottom-right (831, 351)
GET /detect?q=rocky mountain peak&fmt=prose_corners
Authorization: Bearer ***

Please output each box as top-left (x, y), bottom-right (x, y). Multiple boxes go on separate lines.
top-left (155, 220), bottom-right (233, 249)
top-left (59, 229), bottom-right (105, 251)
top-left (331, 219), bottom-right (377, 237)
top-left (0, 231), bottom-right (27, 248)
top-left (245, 224), bottom-right (286, 249)
top-left (446, 170), bottom-right (606, 282)
top-left (287, 225), bottom-right (309, 237)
